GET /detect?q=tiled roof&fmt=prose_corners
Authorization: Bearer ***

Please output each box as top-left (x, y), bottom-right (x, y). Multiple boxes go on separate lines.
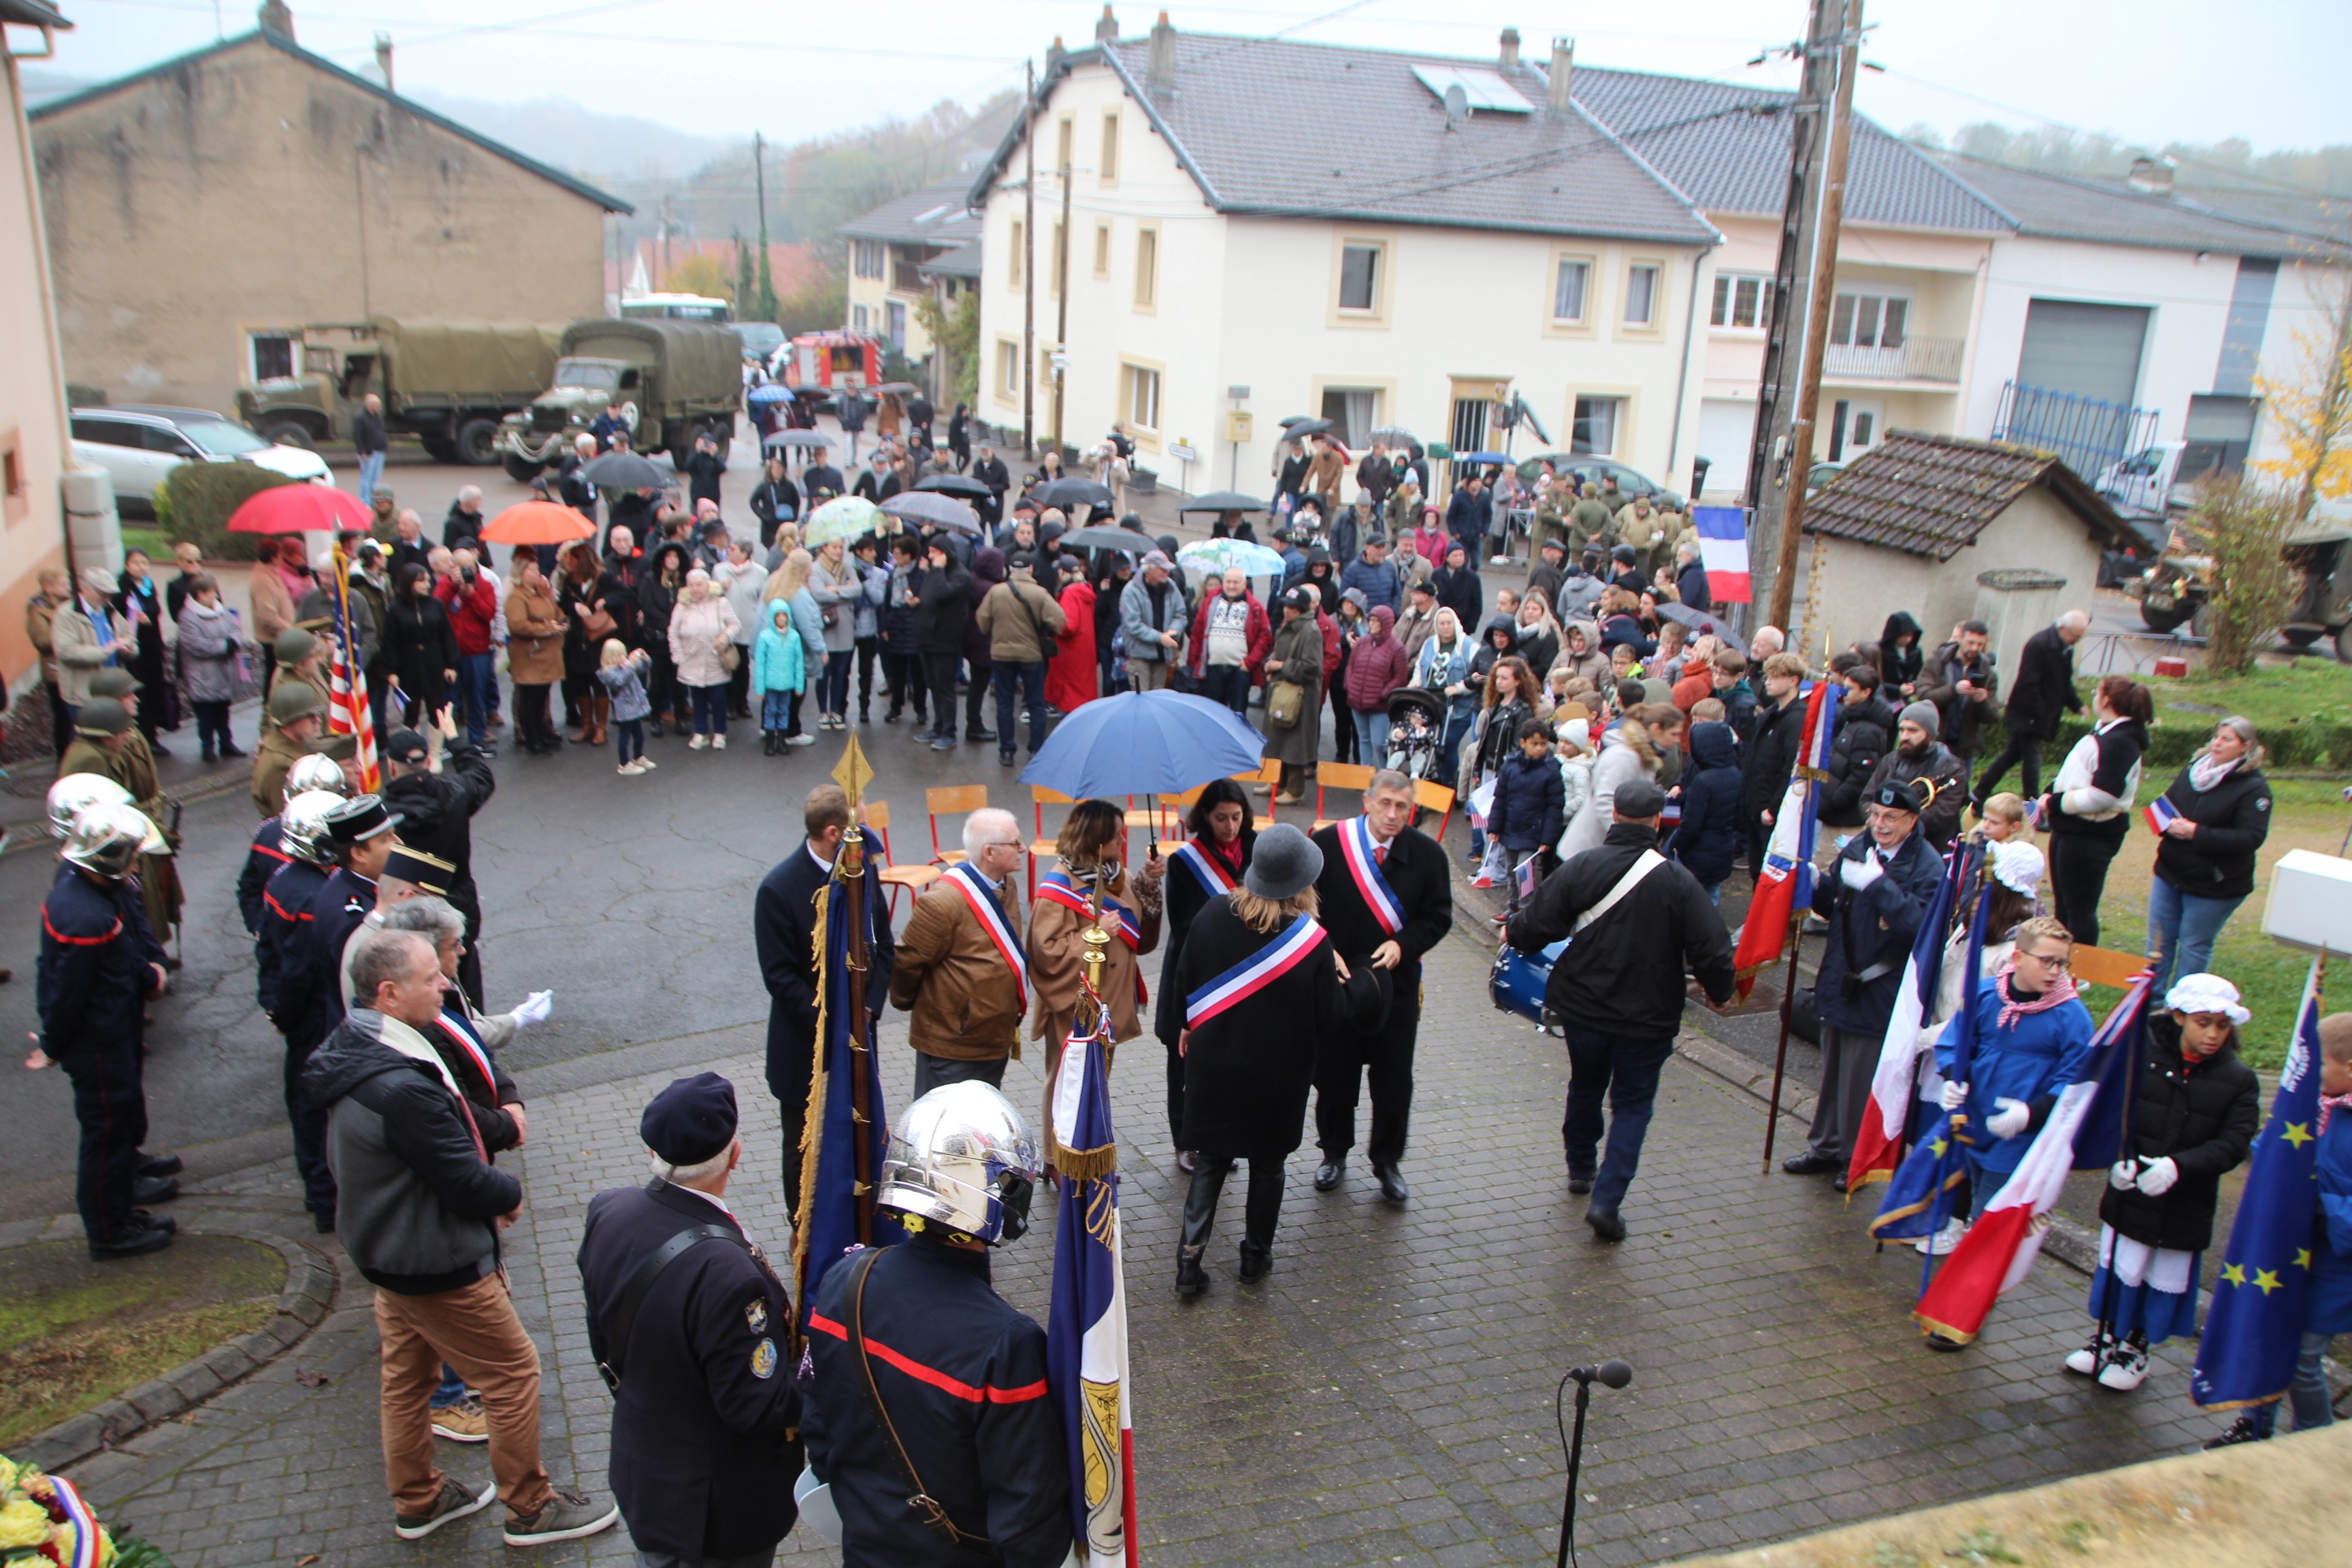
top-left (1935, 155), bottom-right (2352, 261)
top-left (1803, 430), bottom-right (2125, 560)
top-left (919, 238), bottom-right (983, 280)
top-left (976, 34), bottom-right (1718, 246)
top-left (837, 176), bottom-right (985, 247)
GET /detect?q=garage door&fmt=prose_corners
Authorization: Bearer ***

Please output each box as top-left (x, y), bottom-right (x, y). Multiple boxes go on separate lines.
top-left (2015, 299), bottom-right (2149, 406)
top-left (1695, 399), bottom-right (1753, 500)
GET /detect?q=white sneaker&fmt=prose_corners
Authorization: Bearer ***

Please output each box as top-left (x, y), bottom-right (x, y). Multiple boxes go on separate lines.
top-left (1914, 1217), bottom-right (1969, 1256)
top-left (619, 759), bottom-right (643, 775)
top-left (2063, 1331), bottom-right (2111, 1377)
top-left (689, 734), bottom-right (708, 750)
top-left (638, 756), bottom-right (658, 770)
top-left (2096, 1343), bottom-right (2151, 1391)
top-left (785, 733), bottom-right (817, 747)
top-left (711, 734), bottom-right (726, 750)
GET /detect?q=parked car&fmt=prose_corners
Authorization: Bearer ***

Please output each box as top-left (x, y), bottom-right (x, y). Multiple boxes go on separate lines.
top-left (69, 405), bottom-right (331, 517)
top-left (734, 321), bottom-right (786, 363)
top-left (1511, 452), bottom-right (1686, 511)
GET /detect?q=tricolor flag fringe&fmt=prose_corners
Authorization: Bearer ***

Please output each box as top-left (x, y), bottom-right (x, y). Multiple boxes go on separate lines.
top-left (1851, 845), bottom-right (1983, 1199)
top-left (1731, 680), bottom-right (1837, 997)
top-left (327, 544), bottom-right (380, 792)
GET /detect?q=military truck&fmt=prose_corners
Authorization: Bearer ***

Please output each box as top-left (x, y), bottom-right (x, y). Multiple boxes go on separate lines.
top-left (496, 318), bottom-right (742, 480)
top-left (235, 318), bottom-right (566, 466)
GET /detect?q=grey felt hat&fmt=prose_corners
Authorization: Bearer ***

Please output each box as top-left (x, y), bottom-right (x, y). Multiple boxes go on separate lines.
top-left (1243, 823), bottom-right (1323, 900)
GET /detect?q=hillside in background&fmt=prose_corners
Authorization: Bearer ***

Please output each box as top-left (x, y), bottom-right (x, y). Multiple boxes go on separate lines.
top-left (1908, 121), bottom-right (2352, 235)
top-left (406, 89), bottom-right (727, 185)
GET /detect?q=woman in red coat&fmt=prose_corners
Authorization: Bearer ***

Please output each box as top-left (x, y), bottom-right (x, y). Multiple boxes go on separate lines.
top-left (1045, 558), bottom-right (1098, 713)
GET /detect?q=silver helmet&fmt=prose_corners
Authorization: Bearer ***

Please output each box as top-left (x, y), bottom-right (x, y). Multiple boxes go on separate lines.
top-left (61, 802), bottom-right (165, 879)
top-left (48, 773), bottom-right (132, 838)
top-left (283, 752), bottom-right (349, 803)
top-left (279, 789), bottom-right (345, 866)
top-left (877, 1082), bottom-right (1041, 1245)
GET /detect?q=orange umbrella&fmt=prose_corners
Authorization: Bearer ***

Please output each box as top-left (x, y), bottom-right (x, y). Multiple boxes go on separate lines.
top-left (480, 501), bottom-right (595, 544)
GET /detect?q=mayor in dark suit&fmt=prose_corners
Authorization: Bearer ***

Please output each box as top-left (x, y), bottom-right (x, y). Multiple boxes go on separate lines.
top-left (1309, 768), bottom-right (1453, 1205)
top-left (577, 1073), bottom-right (800, 1568)
top-left (753, 784), bottom-right (892, 1214)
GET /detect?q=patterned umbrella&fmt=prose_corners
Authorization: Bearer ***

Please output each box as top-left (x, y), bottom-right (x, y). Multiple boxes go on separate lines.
top-left (804, 494), bottom-right (883, 546)
top-left (1176, 538), bottom-right (1288, 577)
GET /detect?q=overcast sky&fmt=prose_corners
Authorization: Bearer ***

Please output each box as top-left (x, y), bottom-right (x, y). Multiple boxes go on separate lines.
top-left (32, 0), bottom-right (2352, 163)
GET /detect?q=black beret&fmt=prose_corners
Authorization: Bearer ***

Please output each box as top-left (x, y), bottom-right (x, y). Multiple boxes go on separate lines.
top-left (642, 1073), bottom-right (738, 1166)
top-left (1874, 779), bottom-right (1927, 815)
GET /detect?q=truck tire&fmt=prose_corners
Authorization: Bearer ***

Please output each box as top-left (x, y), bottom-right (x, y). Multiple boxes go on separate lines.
top-left (456, 417), bottom-right (502, 467)
top-left (2140, 602), bottom-right (2195, 634)
top-left (261, 419), bottom-right (318, 451)
top-left (420, 436), bottom-right (460, 463)
top-left (2281, 626), bottom-right (2321, 649)
top-left (501, 451), bottom-right (542, 483)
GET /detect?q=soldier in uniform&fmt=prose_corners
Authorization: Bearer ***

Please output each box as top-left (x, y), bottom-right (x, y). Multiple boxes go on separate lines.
top-left (801, 1083), bottom-right (1071, 1568)
top-left (259, 789), bottom-right (350, 1232)
top-left (576, 1074), bottom-right (802, 1568)
top-left (261, 627), bottom-right (334, 739)
top-left (251, 681), bottom-right (332, 817)
top-left (59, 693), bottom-right (182, 960)
top-left (34, 802), bottom-right (180, 1259)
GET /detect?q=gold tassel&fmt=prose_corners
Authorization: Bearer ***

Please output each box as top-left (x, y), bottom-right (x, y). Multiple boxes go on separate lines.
top-left (789, 881), bottom-right (835, 1317)
top-left (1054, 1141), bottom-right (1120, 1183)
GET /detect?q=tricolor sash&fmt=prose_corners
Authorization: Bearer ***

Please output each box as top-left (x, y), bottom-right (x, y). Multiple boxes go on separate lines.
top-left (943, 862), bottom-right (1028, 1012)
top-left (1037, 869), bottom-right (1143, 950)
top-left (1337, 815), bottom-right (1406, 936)
top-left (436, 1007), bottom-right (500, 1100)
top-left (1187, 912), bottom-right (1326, 1029)
top-left (1170, 836), bottom-right (1240, 896)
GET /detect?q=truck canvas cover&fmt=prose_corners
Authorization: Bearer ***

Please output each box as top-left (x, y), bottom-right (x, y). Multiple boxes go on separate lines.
top-left (559, 319), bottom-right (741, 398)
top-left (374, 318), bottom-right (564, 402)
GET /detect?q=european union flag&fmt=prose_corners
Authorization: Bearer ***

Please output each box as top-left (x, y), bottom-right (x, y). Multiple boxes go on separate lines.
top-left (2192, 970), bottom-right (2325, 1410)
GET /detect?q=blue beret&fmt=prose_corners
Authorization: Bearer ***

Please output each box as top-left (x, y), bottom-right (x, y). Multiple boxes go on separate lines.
top-left (642, 1072), bottom-right (738, 1165)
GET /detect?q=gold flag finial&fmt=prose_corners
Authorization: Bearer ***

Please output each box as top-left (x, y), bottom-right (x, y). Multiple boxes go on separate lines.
top-left (831, 732), bottom-right (875, 809)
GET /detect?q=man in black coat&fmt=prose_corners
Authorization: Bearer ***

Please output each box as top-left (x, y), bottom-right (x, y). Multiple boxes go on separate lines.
top-left (1309, 769), bottom-right (1453, 1205)
top-left (1740, 655), bottom-right (1810, 875)
top-left (1976, 610), bottom-right (2087, 806)
top-left (442, 487), bottom-right (487, 550)
top-left (915, 539), bottom-right (973, 748)
top-left (1782, 780), bottom-right (1945, 1186)
top-left (1916, 621), bottom-right (1999, 773)
top-left (972, 448), bottom-right (1011, 527)
top-left (576, 1074), bottom-right (800, 1566)
top-left (381, 729), bottom-right (495, 1007)
top-left (1817, 666), bottom-right (1894, 829)
top-left (684, 432), bottom-right (728, 510)
top-left (752, 785), bottom-right (892, 1215)
top-left (1507, 779), bottom-right (1735, 1240)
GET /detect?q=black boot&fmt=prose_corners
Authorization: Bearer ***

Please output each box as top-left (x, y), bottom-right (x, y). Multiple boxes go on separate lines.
top-left (1176, 1159), bottom-right (1227, 1296)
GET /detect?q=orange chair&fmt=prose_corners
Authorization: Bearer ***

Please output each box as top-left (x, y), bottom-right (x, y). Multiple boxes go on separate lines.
top-left (1312, 761), bottom-right (1375, 830)
top-left (1231, 761), bottom-right (1281, 830)
top-left (1414, 777), bottom-right (1458, 843)
top-left (867, 800), bottom-right (939, 915)
top-left (1029, 784), bottom-right (1077, 896)
top-left (2070, 945), bottom-right (2152, 991)
top-left (923, 784), bottom-right (992, 866)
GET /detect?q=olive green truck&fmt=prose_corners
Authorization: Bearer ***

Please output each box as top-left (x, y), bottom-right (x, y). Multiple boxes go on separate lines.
top-left (235, 318), bottom-right (567, 466)
top-left (496, 318), bottom-right (744, 479)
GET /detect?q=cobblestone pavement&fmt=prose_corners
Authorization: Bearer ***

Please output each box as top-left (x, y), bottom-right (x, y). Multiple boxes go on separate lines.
top-left (55, 934), bottom-right (2220, 1568)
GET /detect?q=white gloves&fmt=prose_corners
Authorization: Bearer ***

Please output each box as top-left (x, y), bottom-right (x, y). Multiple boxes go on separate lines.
top-left (2136, 1156), bottom-right (2179, 1197)
top-left (510, 990), bottom-right (554, 1029)
top-left (1841, 853), bottom-right (1884, 892)
top-left (1986, 1097), bottom-right (2030, 1139)
top-left (2108, 1160), bottom-right (2138, 1192)
top-left (1939, 1081), bottom-right (1968, 1112)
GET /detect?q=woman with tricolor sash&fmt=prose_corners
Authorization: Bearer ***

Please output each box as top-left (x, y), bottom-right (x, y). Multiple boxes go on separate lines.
top-left (1171, 825), bottom-right (1379, 1296)
top-left (1028, 798), bottom-right (1163, 1072)
top-left (1154, 779), bottom-right (1258, 1171)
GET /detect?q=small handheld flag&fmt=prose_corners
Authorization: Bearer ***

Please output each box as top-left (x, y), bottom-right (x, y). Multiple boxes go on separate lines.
top-left (1516, 853), bottom-right (1545, 903)
top-left (2145, 795), bottom-right (2180, 836)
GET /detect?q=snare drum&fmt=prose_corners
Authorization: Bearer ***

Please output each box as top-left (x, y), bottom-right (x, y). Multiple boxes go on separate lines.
top-left (1489, 938), bottom-right (1566, 1024)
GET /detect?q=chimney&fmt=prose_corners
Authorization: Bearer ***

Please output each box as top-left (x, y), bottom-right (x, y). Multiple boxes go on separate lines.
top-left (1499, 28), bottom-right (1520, 69)
top-left (1095, 5), bottom-right (1119, 45)
top-left (1547, 36), bottom-right (1573, 113)
top-left (1046, 35), bottom-right (1065, 75)
top-left (374, 33), bottom-right (393, 92)
top-left (2127, 157), bottom-right (2174, 197)
top-left (257, 0), bottom-right (294, 39)
top-left (1146, 11), bottom-right (1177, 96)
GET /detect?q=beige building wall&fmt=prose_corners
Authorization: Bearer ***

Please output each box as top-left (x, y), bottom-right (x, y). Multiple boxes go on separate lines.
top-left (0, 41), bottom-right (71, 689)
top-left (33, 34), bottom-right (610, 416)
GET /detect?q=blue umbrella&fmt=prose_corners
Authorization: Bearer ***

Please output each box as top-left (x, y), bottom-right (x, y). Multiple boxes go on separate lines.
top-left (747, 383), bottom-right (793, 404)
top-left (1176, 538), bottom-right (1288, 577)
top-left (1456, 451), bottom-right (1510, 465)
top-left (1019, 690), bottom-right (1264, 809)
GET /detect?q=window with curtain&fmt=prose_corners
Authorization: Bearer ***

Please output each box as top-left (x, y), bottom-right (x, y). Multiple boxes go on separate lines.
top-left (1319, 388), bottom-right (1380, 448)
top-left (1830, 293), bottom-right (1908, 348)
top-left (998, 339), bottom-right (1020, 397)
top-left (1009, 221), bottom-right (1024, 287)
top-left (1124, 363), bottom-right (1161, 431)
top-left (1624, 264), bottom-right (1659, 326)
top-left (1100, 112), bottom-right (1120, 182)
top-left (1571, 396), bottom-right (1621, 456)
top-left (1553, 257), bottom-right (1589, 322)
top-left (1094, 222), bottom-right (1111, 278)
top-left (1710, 274), bottom-right (1767, 330)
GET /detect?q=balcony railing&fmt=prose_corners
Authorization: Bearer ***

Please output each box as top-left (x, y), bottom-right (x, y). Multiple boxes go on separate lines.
top-left (1990, 381), bottom-right (2160, 479)
top-left (1820, 335), bottom-right (1965, 383)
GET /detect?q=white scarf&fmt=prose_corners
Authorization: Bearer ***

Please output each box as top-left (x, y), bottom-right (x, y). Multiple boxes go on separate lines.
top-left (2187, 751), bottom-right (2239, 793)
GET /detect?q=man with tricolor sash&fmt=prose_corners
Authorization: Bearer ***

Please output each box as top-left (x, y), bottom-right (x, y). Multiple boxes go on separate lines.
top-left (1309, 769), bottom-right (1453, 1206)
top-left (891, 808), bottom-right (1032, 1099)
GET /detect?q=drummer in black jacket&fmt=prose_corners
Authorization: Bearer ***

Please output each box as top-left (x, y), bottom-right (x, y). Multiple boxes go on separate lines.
top-left (1507, 779), bottom-right (1735, 1241)
top-left (577, 1073), bottom-right (801, 1567)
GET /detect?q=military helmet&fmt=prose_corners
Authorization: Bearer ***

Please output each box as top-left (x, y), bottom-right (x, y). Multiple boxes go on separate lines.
top-left (267, 680), bottom-right (327, 726)
top-left (61, 801), bottom-right (164, 878)
top-left (73, 698), bottom-right (133, 737)
top-left (48, 772), bottom-right (133, 838)
top-left (283, 751), bottom-right (349, 802)
top-left (88, 667), bottom-right (141, 699)
top-left (278, 789), bottom-right (345, 866)
top-left (876, 1082), bottom-right (1041, 1246)
top-left (274, 627), bottom-right (319, 667)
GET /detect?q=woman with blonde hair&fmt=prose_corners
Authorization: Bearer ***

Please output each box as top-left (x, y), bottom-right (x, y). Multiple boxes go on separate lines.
top-left (763, 548), bottom-right (828, 681)
top-left (2143, 715), bottom-right (2272, 993)
top-left (1028, 798), bottom-right (1164, 1071)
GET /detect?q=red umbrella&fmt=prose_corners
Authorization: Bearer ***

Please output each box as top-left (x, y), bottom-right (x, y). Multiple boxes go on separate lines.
top-left (224, 482), bottom-right (375, 534)
top-left (480, 501), bottom-right (595, 545)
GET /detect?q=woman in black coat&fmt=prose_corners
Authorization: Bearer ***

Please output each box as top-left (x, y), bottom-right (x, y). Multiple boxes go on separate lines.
top-left (637, 541), bottom-right (689, 734)
top-left (114, 548), bottom-right (173, 750)
top-left (2043, 676), bottom-right (2153, 947)
top-left (2071, 974), bottom-right (2259, 1391)
top-left (382, 561), bottom-right (459, 725)
top-left (2144, 717), bottom-right (2272, 994)
top-left (1172, 826), bottom-right (1375, 1294)
top-left (1155, 779), bottom-right (1258, 1156)
top-left (1877, 611), bottom-right (1923, 701)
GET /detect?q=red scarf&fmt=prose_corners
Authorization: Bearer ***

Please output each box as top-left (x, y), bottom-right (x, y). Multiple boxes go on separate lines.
top-left (1208, 834), bottom-right (1244, 879)
top-left (1992, 960), bottom-right (2078, 1032)
top-left (2321, 1092), bottom-right (2352, 1136)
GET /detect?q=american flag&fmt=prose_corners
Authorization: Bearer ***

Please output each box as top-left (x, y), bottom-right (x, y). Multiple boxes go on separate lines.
top-left (327, 543), bottom-right (380, 792)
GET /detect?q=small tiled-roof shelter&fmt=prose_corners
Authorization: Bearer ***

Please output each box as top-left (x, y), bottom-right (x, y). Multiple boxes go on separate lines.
top-left (1799, 431), bottom-right (2127, 683)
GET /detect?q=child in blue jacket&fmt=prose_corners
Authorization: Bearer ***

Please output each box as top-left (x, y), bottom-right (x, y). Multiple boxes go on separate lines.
top-left (1666, 720), bottom-right (1744, 902)
top-left (1486, 717), bottom-right (1565, 915)
top-left (753, 598), bottom-right (810, 753)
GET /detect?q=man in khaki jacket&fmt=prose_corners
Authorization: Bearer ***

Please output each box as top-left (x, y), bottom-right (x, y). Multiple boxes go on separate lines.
top-left (889, 809), bottom-right (1029, 1098)
top-left (24, 566), bottom-right (73, 757)
top-left (973, 553), bottom-right (1068, 767)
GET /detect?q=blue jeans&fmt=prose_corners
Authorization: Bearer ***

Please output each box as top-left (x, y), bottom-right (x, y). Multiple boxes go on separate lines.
top-left (614, 717), bottom-right (644, 764)
top-left (761, 689), bottom-right (799, 732)
top-left (992, 659), bottom-right (1048, 755)
top-left (1561, 1026), bottom-right (1674, 1213)
top-left (430, 1363), bottom-right (466, 1410)
top-left (1353, 709), bottom-right (1390, 764)
top-left (686, 682), bottom-right (727, 736)
top-left (1200, 662), bottom-right (1250, 721)
top-left (821, 648), bottom-right (853, 717)
top-left (357, 451), bottom-right (385, 506)
top-left (2146, 874), bottom-right (2245, 995)
top-left (455, 651), bottom-right (494, 743)
top-left (2251, 1332), bottom-right (2336, 1436)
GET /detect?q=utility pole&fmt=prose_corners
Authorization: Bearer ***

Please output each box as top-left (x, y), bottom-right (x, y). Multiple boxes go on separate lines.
top-left (1742, 0), bottom-right (1846, 629)
top-left (1765, 0), bottom-right (1862, 634)
top-left (1022, 59), bottom-right (1036, 459)
top-left (659, 193), bottom-right (672, 283)
top-left (1051, 146), bottom-right (1073, 457)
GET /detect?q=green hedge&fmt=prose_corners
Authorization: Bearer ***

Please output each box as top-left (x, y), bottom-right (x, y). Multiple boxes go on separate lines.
top-left (160, 463), bottom-right (297, 562)
top-left (2052, 708), bottom-right (2352, 772)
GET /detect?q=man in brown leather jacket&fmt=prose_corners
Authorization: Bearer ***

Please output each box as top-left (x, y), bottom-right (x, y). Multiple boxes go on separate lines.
top-left (889, 808), bottom-right (1029, 1099)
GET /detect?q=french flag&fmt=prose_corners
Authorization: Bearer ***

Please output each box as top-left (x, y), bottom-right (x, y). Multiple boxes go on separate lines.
top-left (1692, 506), bottom-right (1750, 605)
top-left (1849, 844), bottom-right (1982, 1200)
top-left (2145, 795), bottom-right (2181, 836)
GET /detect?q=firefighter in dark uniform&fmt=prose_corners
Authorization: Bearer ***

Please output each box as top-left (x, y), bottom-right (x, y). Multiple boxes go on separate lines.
top-left (800, 1082), bottom-right (1071, 1568)
top-left (237, 744), bottom-right (353, 940)
top-left (576, 1073), bottom-right (801, 1568)
top-left (34, 802), bottom-right (180, 1259)
top-left (259, 789), bottom-right (349, 1232)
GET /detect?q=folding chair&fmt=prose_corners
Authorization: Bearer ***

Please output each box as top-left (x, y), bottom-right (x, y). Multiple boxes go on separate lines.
top-left (2068, 945), bottom-right (2152, 991)
top-left (1313, 762), bottom-right (1375, 830)
top-left (866, 800), bottom-right (938, 916)
top-left (1413, 777), bottom-right (1458, 843)
top-left (1232, 760), bottom-right (1281, 830)
top-left (924, 783), bottom-right (992, 866)
top-left (1030, 784), bottom-right (1077, 898)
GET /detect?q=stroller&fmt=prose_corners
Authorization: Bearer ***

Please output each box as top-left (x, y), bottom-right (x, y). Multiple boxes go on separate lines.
top-left (1383, 687), bottom-right (1449, 785)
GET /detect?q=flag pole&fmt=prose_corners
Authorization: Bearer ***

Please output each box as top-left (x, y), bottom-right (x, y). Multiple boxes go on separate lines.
top-left (1916, 850), bottom-right (1992, 1301)
top-left (1760, 905), bottom-right (1806, 1173)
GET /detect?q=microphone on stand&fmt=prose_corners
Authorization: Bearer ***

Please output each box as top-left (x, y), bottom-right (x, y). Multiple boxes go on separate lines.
top-left (1554, 1360), bottom-right (1634, 1568)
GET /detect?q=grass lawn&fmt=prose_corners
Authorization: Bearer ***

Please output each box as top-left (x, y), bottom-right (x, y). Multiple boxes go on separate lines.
top-left (116, 524), bottom-right (173, 562)
top-left (2142, 658), bottom-right (2352, 732)
top-left (0, 1235), bottom-right (283, 1448)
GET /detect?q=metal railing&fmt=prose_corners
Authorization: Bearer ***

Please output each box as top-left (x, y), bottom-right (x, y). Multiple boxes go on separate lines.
top-left (1821, 334), bottom-right (1965, 383)
top-left (1991, 381), bottom-right (2161, 478)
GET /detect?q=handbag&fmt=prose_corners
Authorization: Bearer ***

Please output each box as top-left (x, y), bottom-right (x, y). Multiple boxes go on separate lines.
top-left (1013, 581), bottom-right (1058, 659)
top-left (1267, 679), bottom-right (1305, 730)
top-left (720, 641), bottom-right (742, 672)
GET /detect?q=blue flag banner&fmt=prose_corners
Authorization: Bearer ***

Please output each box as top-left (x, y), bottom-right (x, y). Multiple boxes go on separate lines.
top-left (1045, 997), bottom-right (1134, 1566)
top-left (2068, 975), bottom-right (2155, 1172)
top-left (2193, 966), bottom-right (2326, 1411)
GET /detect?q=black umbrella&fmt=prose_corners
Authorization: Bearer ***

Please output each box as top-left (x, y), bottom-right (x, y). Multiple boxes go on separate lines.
top-left (581, 451), bottom-right (668, 491)
top-left (1277, 417), bottom-right (1331, 439)
top-left (875, 381), bottom-right (921, 395)
top-left (879, 491), bottom-right (981, 534)
top-left (1176, 490), bottom-right (1268, 514)
top-left (915, 473), bottom-right (992, 498)
top-left (1657, 602), bottom-right (1731, 639)
top-left (762, 429), bottom-right (832, 450)
top-left (1278, 414), bottom-right (1324, 429)
top-left (1057, 525), bottom-right (1147, 553)
top-left (1033, 476), bottom-right (1115, 511)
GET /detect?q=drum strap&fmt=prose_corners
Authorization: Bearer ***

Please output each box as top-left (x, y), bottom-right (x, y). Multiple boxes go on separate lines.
top-left (1573, 850), bottom-right (1665, 935)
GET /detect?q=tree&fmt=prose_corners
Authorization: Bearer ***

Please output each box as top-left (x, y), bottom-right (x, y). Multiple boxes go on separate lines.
top-left (2185, 473), bottom-right (2298, 674)
top-left (2255, 274), bottom-right (2352, 523)
top-left (734, 233), bottom-right (755, 316)
top-left (755, 246), bottom-right (780, 325)
top-left (664, 252), bottom-right (734, 304)
top-left (915, 287), bottom-right (979, 408)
